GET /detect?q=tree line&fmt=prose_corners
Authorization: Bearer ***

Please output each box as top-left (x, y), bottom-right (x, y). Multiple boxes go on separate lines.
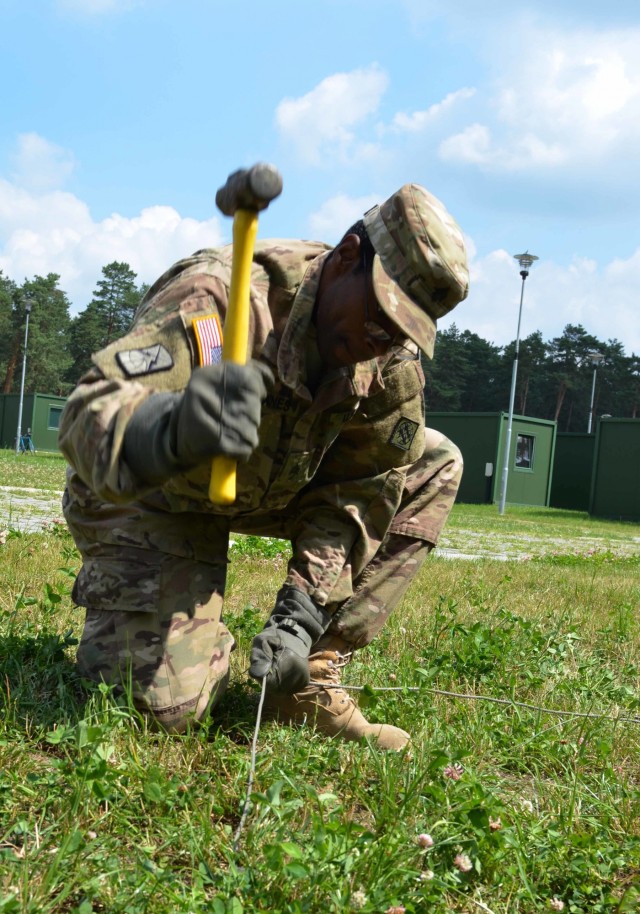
top-left (0, 263), bottom-right (148, 398)
top-left (423, 324), bottom-right (639, 432)
top-left (1, 263), bottom-right (638, 432)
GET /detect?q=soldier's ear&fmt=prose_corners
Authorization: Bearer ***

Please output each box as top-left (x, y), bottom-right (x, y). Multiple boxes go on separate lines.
top-left (332, 234), bottom-right (361, 274)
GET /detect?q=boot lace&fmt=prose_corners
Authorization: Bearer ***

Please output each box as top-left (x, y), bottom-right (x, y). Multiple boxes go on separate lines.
top-left (310, 649), bottom-right (354, 692)
top-left (328, 649), bottom-right (353, 670)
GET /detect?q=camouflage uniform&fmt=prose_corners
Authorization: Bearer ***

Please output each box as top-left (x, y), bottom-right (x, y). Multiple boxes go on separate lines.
top-left (60, 237), bottom-right (462, 731)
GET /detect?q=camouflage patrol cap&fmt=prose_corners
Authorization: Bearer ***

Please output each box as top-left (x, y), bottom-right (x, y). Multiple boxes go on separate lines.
top-left (363, 183), bottom-right (469, 358)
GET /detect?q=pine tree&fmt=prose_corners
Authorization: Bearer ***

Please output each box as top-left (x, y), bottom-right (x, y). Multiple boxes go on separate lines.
top-left (423, 325), bottom-right (472, 411)
top-left (20, 275), bottom-right (73, 395)
top-left (1, 275), bottom-right (72, 395)
top-left (546, 325), bottom-right (600, 430)
top-left (423, 325), bottom-right (502, 412)
top-left (0, 272), bottom-right (20, 393)
top-left (67, 262), bottom-right (144, 383)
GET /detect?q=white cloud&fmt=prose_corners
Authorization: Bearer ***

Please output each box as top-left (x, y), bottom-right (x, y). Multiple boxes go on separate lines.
top-left (439, 124), bottom-right (494, 166)
top-left (440, 28), bottom-right (640, 173)
top-left (308, 193), bottom-right (380, 241)
top-left (439, 124), bottom-right (566, 169)
top-left (10, 133), bottom-right (76, 192)
top-left (0, 179), bottom-right (223, 312)
top-left (0, 134), bottom-right (223, 307)
top-left (439, 244), bottom-right (640, 356)
top-left (496, 39), bottom-right (640, 142)
top-left (391, 88), bottom-right (476, 133)
top-left (276, 66), bottom-right (389, 166)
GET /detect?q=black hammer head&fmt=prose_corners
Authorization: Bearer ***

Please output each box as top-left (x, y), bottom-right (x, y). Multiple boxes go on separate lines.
top-left (215, 163), bottom-right (283, 217)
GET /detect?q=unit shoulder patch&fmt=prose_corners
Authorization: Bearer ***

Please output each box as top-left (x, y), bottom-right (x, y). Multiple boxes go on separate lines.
top-left (116, 344), bottom-right (174, 377)
top-left (388, 416), bottom-right (420, 451)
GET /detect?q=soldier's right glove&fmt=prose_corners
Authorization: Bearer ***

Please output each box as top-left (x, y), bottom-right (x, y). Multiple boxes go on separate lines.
top-left (123, 360), bottom-right (273, 485)
top-left (249, 586), bottom-right (332, 693)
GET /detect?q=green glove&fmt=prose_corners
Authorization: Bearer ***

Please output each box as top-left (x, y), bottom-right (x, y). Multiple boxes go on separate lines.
top-left (249, 586), bottom-right (332, 693)
top-left (124, 360), bottom-right (273, 485)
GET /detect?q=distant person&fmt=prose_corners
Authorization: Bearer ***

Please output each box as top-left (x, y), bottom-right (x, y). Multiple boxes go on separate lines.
top-left (19, 429), bottom-right (36, 454)
top-left (59, 183), bottom-right (468, 750)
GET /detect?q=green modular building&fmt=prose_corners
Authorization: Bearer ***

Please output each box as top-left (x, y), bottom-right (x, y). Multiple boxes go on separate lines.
top-left (426, 411), bottom-right (557, 507)
top-left (550, 433), bottom-right (596, 512)
top-left (589, 418), bottom-right (640, 522)
top-left (0, 393), bottom-right (67, 453)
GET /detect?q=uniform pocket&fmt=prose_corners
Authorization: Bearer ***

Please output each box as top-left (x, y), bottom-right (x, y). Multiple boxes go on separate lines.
top-left (72, 548), bottom-right (163, 614)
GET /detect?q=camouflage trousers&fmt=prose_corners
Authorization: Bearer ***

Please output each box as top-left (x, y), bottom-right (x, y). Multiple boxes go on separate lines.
top-left (75, 557), bottom-right (234, 732)
top-left (325, 426), bottom-right (462, 647)
top-left (68, 429), bottom-right (462, 731)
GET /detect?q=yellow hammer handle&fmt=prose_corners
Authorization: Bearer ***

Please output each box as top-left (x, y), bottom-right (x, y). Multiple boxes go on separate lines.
top-left (208, 209), bottom-right (259, 504)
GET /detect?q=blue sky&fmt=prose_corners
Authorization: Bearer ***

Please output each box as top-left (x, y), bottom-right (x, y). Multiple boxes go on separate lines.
top-left (1, 0), bottom-right (639, 355)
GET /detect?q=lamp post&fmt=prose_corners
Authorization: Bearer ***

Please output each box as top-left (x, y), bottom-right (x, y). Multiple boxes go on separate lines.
top-left (498, 252), bottom-right (539, 515)
top-left (587, 351), bottom-right (604, 433)
top-left (14, 300), bottom-right (33, 455)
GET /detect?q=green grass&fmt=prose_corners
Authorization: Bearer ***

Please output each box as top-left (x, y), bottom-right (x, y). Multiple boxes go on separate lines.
top-left (0, 450), bottom-right (67, 533)
top-left (0, 449), bottom-right (67, 492)
top-left (1, 471), bottom-right (639, 912)
top-left (441, 503), bottom-right (640, 559)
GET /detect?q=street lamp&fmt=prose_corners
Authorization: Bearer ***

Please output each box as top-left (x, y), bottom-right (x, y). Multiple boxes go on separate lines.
top-left (14, 300), bottom-right (33, 455)
top-left (587, 351), bottom-right (604, 433)
top-left (498, 251), bottom-right (539, 515)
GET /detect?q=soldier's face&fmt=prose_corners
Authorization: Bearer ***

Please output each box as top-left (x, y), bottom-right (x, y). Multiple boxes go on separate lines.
top-left (315, 237), bottom-right (399, 369)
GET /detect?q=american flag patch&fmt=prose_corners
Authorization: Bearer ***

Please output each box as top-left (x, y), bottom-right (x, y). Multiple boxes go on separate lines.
top-left (192, 314), bottom-right (224, 365)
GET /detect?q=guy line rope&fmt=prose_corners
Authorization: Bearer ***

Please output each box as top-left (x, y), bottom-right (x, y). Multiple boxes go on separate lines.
top-left (232, 674), bottom-right (640, 851)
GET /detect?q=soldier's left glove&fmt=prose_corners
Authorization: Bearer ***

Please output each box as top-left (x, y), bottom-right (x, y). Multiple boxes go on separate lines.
top-left (249, 585), bottom-right (331, 693)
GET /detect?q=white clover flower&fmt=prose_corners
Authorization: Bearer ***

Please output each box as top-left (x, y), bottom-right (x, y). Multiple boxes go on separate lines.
top-left (417, 833), bottom-right (434, 848)
top-left (454, 853), bottom-right (473, 873)
top-left (549, 898), bottom-right (564, 911)
top-left (351, 889), bottom-right (367, 909)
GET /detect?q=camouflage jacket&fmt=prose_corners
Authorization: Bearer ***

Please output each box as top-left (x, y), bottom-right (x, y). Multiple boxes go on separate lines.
top-left (59, 240), bottom-right (428, 606)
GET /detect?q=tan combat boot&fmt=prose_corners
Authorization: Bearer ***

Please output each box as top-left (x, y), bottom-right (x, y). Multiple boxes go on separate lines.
top-left (266, 636), bottom-right (410, 751)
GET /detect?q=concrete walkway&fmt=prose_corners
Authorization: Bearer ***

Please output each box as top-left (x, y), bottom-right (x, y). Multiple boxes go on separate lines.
top-left (0, 486), bottom-right (65, 533)
top-left (1, 485), bottom-right (638, 559)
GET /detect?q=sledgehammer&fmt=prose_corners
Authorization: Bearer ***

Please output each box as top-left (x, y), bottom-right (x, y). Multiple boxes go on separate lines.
top-left (208, 163), bottom-right (283, 505)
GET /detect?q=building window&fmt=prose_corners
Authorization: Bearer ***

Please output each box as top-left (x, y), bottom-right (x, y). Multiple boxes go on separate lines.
top-left (515, 434), bottom-right (535, 470)
top-left (48, 406), bottom-right (63, 430)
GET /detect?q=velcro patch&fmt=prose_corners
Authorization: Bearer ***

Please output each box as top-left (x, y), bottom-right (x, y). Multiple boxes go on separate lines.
top-left (388, 417), bottom-right (420, 451)
top-left (116, 344), bottom-right (174, 377)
